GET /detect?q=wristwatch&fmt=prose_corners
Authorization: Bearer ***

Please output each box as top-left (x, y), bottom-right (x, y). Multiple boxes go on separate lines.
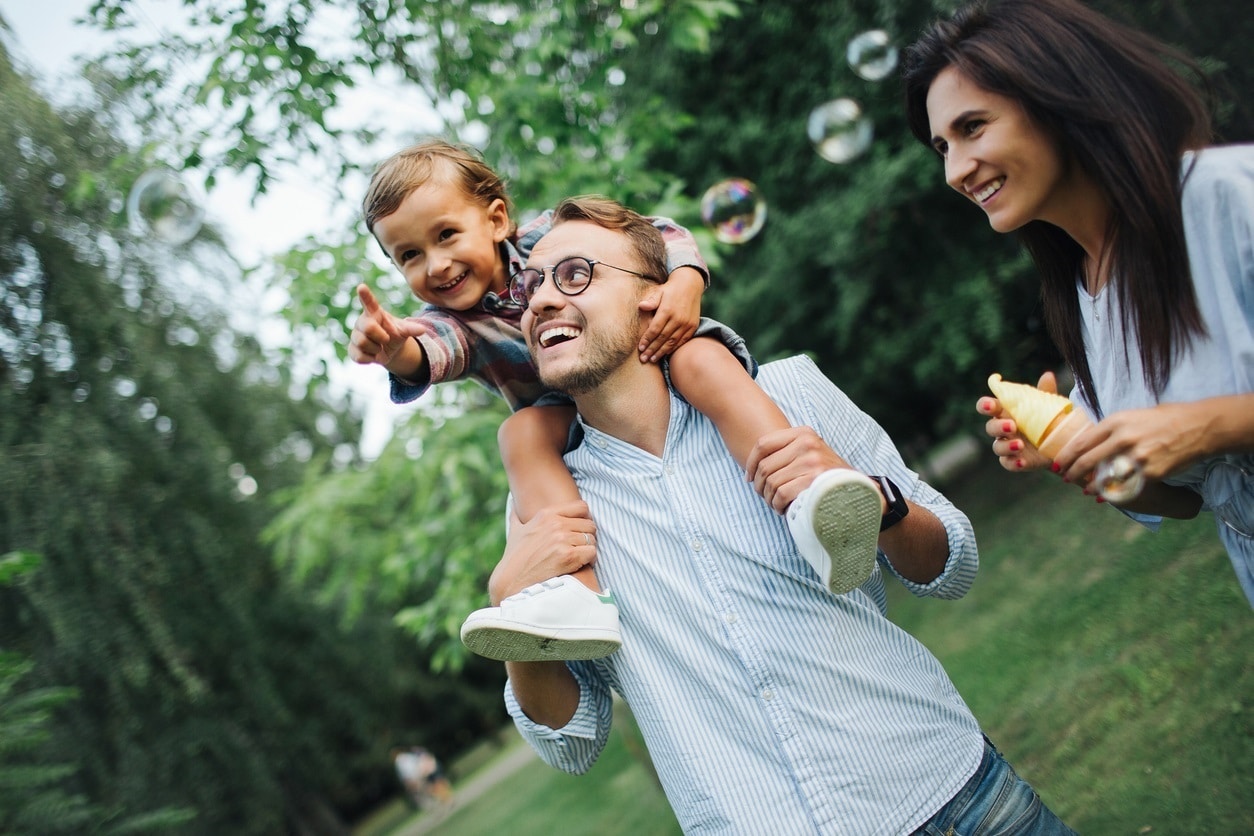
top-left (870, 475), bottom-right (909, 531)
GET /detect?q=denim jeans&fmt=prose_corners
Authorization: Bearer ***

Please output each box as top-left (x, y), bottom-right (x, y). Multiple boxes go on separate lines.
top-left (913, 737), bottom-right (1076, 835)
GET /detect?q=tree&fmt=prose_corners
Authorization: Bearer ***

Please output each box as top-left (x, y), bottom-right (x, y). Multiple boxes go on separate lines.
top-left (0, 40), bottom-right (503, 830)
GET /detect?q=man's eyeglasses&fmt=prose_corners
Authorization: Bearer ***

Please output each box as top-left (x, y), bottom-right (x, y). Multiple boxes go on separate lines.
top-left (509, 256), bottom-right (660, 307)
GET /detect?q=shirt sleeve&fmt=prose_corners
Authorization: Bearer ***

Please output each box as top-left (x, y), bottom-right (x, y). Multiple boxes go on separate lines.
top-left (386, 309), bottom-right (475, 404)
top-left (650, 215), bottom-right (710, 288)
top-left (503, 661), bottom-right (615, 775)
top-left (787, 356), bottom-right (979, 599)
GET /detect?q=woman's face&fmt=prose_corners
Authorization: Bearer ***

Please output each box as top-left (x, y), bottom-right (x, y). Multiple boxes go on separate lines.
top-left (925, 65), bottom-right (1077, 233)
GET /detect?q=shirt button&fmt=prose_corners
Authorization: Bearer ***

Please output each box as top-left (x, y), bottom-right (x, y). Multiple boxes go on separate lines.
top-left (691, 540), bottom-right (703, 551)
top-left (724, 612), bottom-right (738, 624)
top-left (594, 438), bottom-right (608, 449)
top-left (762, 690), bottom-right (775, 701)
top-left (664, 464), bottom-right (674, 475)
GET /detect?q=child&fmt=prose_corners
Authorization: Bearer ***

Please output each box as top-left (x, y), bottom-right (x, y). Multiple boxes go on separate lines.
top-left (348, 139), bottom-right (886, 661)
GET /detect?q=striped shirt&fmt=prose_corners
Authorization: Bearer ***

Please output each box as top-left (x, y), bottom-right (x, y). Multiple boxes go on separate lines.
top-left (388, 210), bottom-right (708, 412)
top-left (506, 356), bottom-right (985, 834)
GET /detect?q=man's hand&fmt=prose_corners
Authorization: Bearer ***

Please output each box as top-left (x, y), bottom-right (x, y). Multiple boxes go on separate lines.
top-left (488, 501), bottom-right (599, 605)
top-left (347, 284), bottom-right (427, 372)
top-left (745, 426), bottom-right (858, 514)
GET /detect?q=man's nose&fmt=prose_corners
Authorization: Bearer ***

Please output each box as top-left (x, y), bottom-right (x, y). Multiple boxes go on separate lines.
top-left (526, 267), bottom-right (564, 312)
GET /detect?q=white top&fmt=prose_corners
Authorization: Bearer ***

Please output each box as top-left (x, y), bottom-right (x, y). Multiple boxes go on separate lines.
top-left (1074, 144), bottom-right (1254, 604)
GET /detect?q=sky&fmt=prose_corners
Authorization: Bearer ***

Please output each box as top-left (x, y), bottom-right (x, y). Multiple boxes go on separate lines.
top-left (1, 0), bottom-right (430, 457)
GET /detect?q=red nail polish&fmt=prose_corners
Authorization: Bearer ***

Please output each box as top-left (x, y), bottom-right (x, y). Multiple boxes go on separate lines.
top-left (1002, 421), bottom-right (1013, 433)
top-left (1096, 496), bottom-right (1106, 504)
top-left (1009, 441), bottom-right (1022, 452)
top-left (1050, 462), bottom-right (1060, 473)
top-left (1015, 459), bottom-right (1024, 469)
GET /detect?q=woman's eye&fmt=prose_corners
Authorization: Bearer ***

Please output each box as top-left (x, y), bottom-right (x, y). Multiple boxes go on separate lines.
top-left (963, 119), bottom-right (984, 136)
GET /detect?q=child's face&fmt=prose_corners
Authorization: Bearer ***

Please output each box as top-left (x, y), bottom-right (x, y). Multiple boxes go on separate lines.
top-left (373, 178), bottom-right (512, 311)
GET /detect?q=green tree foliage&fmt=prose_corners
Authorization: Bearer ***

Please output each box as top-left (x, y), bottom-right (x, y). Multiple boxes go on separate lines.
top-left (0, 42), bottom-right (505, 830)
top-left (265, 384), bottom-right (513, 670)
top-left (612, 0), bottom-right (1253, 449)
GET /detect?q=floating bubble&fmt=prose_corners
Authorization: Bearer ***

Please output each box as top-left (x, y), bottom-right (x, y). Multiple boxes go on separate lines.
top-left (807, 98), bottom-right (874, 164)
top-left (700, 179), bottom-right (767, 245)
top-left (846, 29), bottom-right (898, 82)
top-left (126, 169), bottom-right (205, 245)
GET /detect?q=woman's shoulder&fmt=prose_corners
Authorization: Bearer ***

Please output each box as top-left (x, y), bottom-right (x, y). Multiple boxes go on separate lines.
top-left (1183, 144), bottom-right (1254, 187)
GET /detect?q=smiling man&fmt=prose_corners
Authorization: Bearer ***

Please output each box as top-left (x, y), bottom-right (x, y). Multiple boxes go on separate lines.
top-left (489, 196), bottom-right (1075, 834)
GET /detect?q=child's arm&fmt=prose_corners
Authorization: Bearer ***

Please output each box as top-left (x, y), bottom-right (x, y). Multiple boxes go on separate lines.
top-left (637, 266), bottom-right (704, 363)
top-left (497, 404), bottom-right (602, 593)
top-left (668, 336), bottom-right (791, 476)
top-left (348, 283), bottom-right (428, 381)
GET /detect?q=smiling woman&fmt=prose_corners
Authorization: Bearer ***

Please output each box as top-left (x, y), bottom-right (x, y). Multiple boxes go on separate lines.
top-left (903, 0), bottom-right (1254, 607)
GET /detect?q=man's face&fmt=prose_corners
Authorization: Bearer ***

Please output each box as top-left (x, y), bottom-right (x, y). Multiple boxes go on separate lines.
top-left (521, 221), bottom-right (649, 395)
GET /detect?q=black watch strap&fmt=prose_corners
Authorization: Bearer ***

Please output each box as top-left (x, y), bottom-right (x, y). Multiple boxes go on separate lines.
top-left (870, 475), bottom-right (909, 531)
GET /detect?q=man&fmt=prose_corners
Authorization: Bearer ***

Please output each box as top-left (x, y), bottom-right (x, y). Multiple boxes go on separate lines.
top-left (487, 196), bottom-right (1073, 834)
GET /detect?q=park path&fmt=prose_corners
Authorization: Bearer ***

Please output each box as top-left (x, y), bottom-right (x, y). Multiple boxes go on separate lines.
top-left (393, 738), bottom-right (540, 835)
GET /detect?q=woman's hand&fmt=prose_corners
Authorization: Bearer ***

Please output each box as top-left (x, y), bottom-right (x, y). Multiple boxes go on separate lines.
top-left (975, 370), bottom-right (1057, 473)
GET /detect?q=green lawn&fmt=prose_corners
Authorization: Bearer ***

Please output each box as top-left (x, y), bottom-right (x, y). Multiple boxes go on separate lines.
top-left (401, 457), bottom-right (1253, 835)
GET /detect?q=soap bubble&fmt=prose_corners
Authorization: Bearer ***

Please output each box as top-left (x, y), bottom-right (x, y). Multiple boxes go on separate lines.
top-left (807, 98), bottom-right (874, 164)
top-left (846, 30), bottom-right (898, 82)
top-left (126, 169), bottom-right (205, 245)
top-left (700, 179), bottom-right (767, 245)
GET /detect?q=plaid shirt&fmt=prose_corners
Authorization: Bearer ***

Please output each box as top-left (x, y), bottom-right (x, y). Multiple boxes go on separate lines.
top-left (389, 209), bottom-right (708, 411)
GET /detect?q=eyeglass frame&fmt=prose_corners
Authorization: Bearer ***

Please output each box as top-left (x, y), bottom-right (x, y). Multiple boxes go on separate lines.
top-left (509, 256), bottom-right (662, 307)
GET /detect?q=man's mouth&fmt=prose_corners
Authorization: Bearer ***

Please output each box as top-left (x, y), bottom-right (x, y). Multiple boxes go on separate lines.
top-left (972, 177), bottom-right (1005, 204)
top-left (538, 325), bottom-right (581, 348)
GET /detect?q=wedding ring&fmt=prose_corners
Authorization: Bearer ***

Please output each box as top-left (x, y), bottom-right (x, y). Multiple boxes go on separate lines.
top-left (583, 532), bottom-right (593, 546)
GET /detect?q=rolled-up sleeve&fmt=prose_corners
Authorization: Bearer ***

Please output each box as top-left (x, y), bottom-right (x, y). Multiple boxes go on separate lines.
top-left (503, 661), bottom-right (615, 775)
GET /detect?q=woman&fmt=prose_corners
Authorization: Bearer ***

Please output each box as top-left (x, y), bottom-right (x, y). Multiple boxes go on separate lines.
top-left (903, 0), bottom-right (1254, 605)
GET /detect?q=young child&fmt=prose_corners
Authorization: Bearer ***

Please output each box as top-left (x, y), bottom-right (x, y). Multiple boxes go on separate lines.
top-left (348, 139), bottom-right (886, 662)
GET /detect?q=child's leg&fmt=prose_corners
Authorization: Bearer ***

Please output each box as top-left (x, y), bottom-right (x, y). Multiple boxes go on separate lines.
top-left (669, 337), bottom-right (881, 596)
top-left (497, 404), bottom-right (600, 594)
top-left (666, 337), bottom-right (789, 471)
top-left (461, 404), bottom-right (621, 662)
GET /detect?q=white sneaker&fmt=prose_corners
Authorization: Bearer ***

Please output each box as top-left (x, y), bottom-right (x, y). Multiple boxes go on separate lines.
top-left (786, 469), bottom-right (881, 595)
top-left (460, 575), bottom-right (622, 662)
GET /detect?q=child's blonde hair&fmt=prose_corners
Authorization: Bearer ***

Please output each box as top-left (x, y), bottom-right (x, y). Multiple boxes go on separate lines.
top-left (363, 139), bottom-right (516, 236)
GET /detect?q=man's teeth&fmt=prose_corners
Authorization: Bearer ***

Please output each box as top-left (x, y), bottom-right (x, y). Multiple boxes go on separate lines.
top-left (974, 178), bottom-right (1004, 202)
top-left (539, 326), bottom-right (581, 347)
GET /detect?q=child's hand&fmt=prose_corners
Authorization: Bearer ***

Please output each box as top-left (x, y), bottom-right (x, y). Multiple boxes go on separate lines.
top-left (637, 267), bottom-right (703, 363)
top-left (348, 284), bottom-right (427, 371)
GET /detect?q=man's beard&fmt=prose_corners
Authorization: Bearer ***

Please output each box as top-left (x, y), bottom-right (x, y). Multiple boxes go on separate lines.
top-left (534, 317), bottom-right (639, 395)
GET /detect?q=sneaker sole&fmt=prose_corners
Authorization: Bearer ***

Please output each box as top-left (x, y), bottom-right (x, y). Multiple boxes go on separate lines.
top-left (461, 620), bottom-right (622, 662)
top-left (811, 479), bottom-right (881, 595)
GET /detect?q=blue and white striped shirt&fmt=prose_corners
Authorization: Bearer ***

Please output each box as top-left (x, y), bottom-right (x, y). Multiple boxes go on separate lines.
top-left (506, 356), bottom-right (985, 835)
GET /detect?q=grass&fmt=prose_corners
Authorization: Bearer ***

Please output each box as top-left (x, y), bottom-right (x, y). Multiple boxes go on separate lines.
top-left (383, 456), bottom-right (1253, 835)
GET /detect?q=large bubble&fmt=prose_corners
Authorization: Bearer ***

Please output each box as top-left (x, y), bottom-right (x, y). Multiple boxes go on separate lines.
top-left (126, 169), bottom-right (205, 245)
top-left (846, 30), bottom-right (898, 82)
top-left (699, 179), bottom-right (767, 245)
top-left (807, 98), bottom-right (874, 164)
